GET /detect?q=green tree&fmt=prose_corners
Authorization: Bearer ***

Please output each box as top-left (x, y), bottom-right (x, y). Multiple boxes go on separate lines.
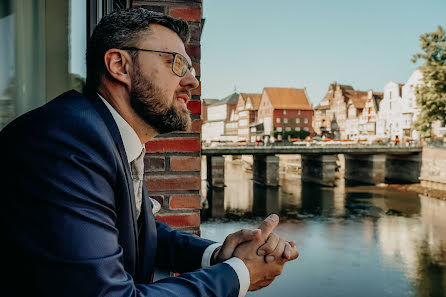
top-left (412, 26), bottom-right (446, 138)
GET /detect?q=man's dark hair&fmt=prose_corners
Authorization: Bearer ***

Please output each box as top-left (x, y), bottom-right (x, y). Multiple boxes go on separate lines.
top-left (84, 8), bottom-right (190, 95)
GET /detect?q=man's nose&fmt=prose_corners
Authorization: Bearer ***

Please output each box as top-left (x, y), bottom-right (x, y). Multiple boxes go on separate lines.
top-left (180, 70), bottom-right (200, 90)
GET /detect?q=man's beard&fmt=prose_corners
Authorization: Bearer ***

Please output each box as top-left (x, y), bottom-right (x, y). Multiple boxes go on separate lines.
top-left (129, 65), bottom-right (191, 134)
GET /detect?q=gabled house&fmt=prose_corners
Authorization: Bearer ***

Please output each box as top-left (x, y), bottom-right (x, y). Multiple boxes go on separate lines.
top-left (201, 98), bottom-right (219, 122)
top-left (201, 93), bottom-right (239, 142)
top-left (376, 81), bottom-right (404, 140)
top-left (401, 70), bottom-right (423, 140)
top-left (313, 101), bottom-right (331, 136)
top-left (315, 82), bottom-right (382, 139)
top-left (378, 69), bottom-right (443, 141)
top-left (358, 90), bottom-right (384, 139)
top-left (345, 96), bottom-right (366, 140)
top-left (235, 93), bottom-right (262, 142)
top-left (313, 82), bottom-right (357, 139)
top-left (257, 87), bottom-right (313, 138)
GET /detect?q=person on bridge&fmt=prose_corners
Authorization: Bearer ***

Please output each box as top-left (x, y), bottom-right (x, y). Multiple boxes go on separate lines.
top-left (0, 8), bottom-right (298, 297)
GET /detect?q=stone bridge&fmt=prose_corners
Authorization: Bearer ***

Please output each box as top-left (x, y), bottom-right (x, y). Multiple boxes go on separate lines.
top-left (202, 144), bottom-right (423, 187)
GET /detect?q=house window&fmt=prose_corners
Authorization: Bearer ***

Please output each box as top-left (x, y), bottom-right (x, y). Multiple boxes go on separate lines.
top-left (296, 118), bottom-right (300, 124)
top-left (285, 127), bottom-right (291, 131)
top-left (276, 118), bottom-right (281, 123)
top-left (304, 118), bottom-right (308, 124)
top-left (283, 118), bottom-right (288, 123)
top-left (298, 110), bottom-right (301, 115)
top-left (304, 127), bottom-right (309, 132)
top-left (277, 127), bottom-right (282, 132)
top-left (295, 127), bottom-right (301, 131)
top-left (283, 110), bottom-right (287, 115)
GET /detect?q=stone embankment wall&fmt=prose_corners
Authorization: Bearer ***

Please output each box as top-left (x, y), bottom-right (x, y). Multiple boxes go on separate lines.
top-left (420, 147), bottom-right (446, 191)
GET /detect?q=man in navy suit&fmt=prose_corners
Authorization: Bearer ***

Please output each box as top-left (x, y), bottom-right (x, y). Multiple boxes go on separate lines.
top-left (0, 8), bottom-right (298, 297)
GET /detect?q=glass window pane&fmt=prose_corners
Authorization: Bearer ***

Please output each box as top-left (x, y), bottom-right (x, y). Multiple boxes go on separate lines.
top-left (1, 0), bottom-right (88, 131)
top-left (69, 0), bottom-right (87, 92)
top-left (0, 1), bottom-right (15, 129)
top-left (1, 0), bottom-right (46, 130)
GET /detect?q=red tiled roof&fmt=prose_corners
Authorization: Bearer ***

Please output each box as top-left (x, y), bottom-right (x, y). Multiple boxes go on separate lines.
top-left (264, 87), bottom-right (312, 110)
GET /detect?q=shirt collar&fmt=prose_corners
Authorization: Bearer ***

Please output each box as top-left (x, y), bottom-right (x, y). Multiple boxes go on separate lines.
top-left (98, 93), bottom-right (145, 163)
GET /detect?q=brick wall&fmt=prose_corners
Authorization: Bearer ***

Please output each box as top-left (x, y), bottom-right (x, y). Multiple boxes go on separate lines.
top-left (133, 0), bottom-right (203, 234)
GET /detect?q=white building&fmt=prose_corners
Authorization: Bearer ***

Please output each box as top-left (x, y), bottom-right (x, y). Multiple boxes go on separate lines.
top-left (345, 97), bottom-right (365, 140)
top-left (376, 69), bottom-right (446, 141)
top-left (376, 81), bottom-right (404, 140)
top-left (400, 70), bottom-right (422, 140)
top-left (201, 93), bottom-right (239, 143)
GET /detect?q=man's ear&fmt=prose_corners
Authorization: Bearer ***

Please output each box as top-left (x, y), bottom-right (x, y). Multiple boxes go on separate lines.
top-left (103, 49), bottom-right (132, 88)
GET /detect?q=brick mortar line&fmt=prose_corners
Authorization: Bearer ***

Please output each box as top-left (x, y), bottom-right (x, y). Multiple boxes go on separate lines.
top-left (152, 133), bottom-right (200, 138)
top-left (144, 171), bottom-right (200, 176)
top-left (148, 190), bottom-right (200, 195)
top-left (134, 1), bottom-right (202, 8)
top-left (145, 152), bottom-right (201, 157)
top-left (157, 209), bottom-right (201, 215)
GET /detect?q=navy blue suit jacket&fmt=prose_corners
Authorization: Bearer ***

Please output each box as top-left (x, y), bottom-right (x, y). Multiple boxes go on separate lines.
top-left (0, 90), bottom-right (240, 297)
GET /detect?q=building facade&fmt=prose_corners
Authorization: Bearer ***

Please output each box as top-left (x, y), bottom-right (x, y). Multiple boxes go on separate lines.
top-left (257, 87), bottom-right (313, 138)
top-left (376, 81), bottom-right (404, 140)
top-left (401, 70), bottom-right (422, 140)
top-left (235, 93), bottom-right (261, 142)
top-left (345, 97), bottom-right (366, 140)
top-left (358, 90), bottom-right (383, 140)
top-left (201, 92), bottom-right (239, 142)
top-left (315, 82), bottom-right (383, 140)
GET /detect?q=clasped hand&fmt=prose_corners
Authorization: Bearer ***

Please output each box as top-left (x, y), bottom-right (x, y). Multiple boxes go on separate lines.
top-left (212, 214), bottom-right (299, 291)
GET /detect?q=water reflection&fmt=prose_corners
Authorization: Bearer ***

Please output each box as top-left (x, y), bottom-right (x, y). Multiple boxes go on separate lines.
top-left (201, 157), bottom-right (446, 297)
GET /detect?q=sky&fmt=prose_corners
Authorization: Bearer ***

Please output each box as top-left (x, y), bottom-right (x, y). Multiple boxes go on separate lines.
top-left (200, 0), bottom-right (446, 106)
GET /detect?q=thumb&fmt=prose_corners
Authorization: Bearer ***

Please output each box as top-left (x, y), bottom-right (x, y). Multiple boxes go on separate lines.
top-left (257, 214), bottom-right (279, 241)
top-left (218, 229), bottom-right (261, 261)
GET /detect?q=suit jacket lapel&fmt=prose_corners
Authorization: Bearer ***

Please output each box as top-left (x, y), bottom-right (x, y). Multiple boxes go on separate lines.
top-left (88, 93), bottom-right (140, 272)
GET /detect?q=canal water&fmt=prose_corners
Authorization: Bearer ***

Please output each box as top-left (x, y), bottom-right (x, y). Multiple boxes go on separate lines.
top-left (200, 156), bottom-right (446, 297)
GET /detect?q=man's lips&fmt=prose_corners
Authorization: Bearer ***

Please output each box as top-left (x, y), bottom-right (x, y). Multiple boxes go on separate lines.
top-left (176, 93), bottom-right (190, 107)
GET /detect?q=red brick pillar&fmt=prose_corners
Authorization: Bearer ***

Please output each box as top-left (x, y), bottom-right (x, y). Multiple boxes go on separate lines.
top-left (133, 1), bottom-right (203, 235)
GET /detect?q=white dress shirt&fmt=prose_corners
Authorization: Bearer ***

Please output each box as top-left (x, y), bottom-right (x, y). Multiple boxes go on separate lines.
top-left (99, 94), bottom-right (249, 297)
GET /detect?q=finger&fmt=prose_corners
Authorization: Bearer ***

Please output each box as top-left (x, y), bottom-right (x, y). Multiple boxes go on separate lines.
top-left (257, 233), bottom-right (280, 256)
top-left (288, 245), bottom-right (299, 261)
top-left (265, 238), bottom-right (286, 263)
top-left (282, 241), bottom-right (291, 259)
top-left (257, 214), bottom-right (279, 241)
top-left (219, 229), bottom-right (261, 260)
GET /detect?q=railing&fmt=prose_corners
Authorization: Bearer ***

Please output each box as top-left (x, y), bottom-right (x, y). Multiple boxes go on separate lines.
top-left (202, 141), bottom-right (423, 149)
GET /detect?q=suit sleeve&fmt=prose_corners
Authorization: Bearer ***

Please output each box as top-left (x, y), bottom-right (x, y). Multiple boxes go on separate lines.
top-left (154, 219), bottom-right (215, 273)
top-left (0, 107), bottom-right (240, 297)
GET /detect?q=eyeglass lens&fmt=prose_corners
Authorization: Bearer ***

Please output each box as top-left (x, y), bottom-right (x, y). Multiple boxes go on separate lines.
top-left (173, 54), bottom-right (195, 77)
